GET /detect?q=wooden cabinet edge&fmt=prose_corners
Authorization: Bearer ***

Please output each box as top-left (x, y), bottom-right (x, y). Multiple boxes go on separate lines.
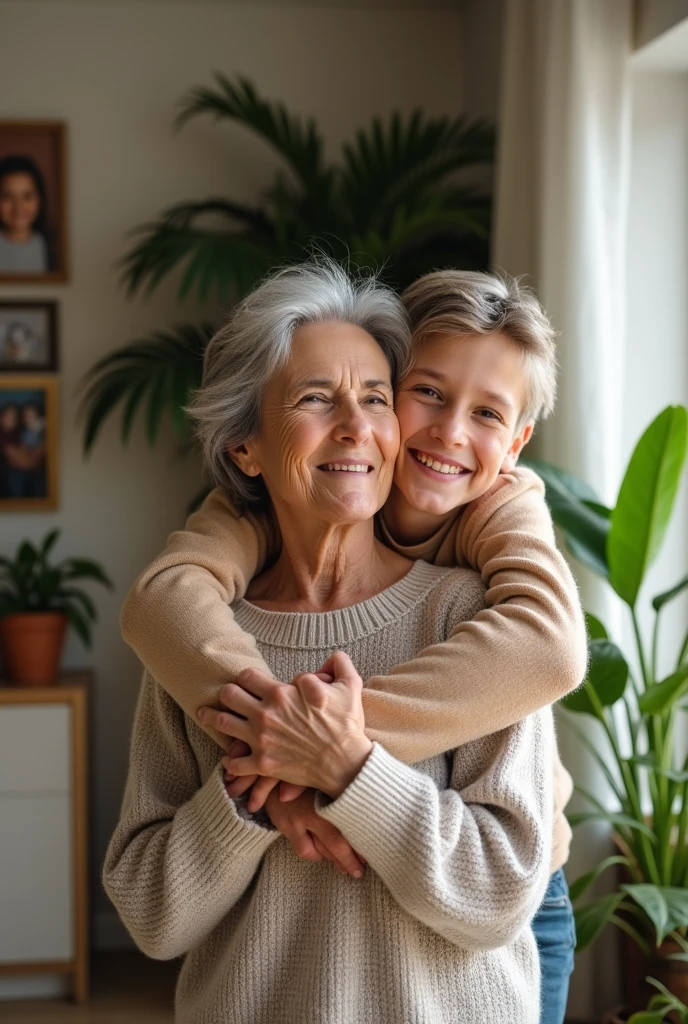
top-left (0, 673), bottom-right (91, 1003)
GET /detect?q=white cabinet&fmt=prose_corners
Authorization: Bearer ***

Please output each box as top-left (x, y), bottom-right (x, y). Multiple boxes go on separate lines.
top-left (0, 676), bottom-right (89, 1003)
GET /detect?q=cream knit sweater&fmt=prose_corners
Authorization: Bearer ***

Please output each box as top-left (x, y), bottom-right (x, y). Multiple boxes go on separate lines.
top-left (120, 467), bottom-right (586, 872)
top-left (105, 563), bottom-right (553, 1024)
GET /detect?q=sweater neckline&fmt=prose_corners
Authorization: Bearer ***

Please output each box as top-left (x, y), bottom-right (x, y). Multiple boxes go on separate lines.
top-left (233, 560), bottom-right (452, 649)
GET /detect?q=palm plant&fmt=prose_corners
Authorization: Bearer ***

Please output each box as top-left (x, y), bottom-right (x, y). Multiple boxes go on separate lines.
top-left (526, 405), bottom-right (688, 980)
top-left (79, 75), bottom-right (494, 452)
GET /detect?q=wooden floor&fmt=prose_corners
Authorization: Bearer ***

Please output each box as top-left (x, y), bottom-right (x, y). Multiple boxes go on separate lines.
top-left (0, 951), bottom-right (177, 1023)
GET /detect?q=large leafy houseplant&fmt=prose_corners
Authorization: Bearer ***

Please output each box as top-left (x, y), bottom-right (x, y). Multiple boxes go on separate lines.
top-left (528, 405), bottom-right (688, 1000)
top-left (79, 75), bottom-right (494, 454)
top-left (0, 530), bottom-right (112, 684)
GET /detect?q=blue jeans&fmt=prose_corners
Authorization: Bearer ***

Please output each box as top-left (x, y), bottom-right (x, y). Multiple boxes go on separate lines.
top-left (532, 869), bottom-right (576, 1024)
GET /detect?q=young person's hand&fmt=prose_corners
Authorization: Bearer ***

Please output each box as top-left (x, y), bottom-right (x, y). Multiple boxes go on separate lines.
top-left (264, 787), bottom-right (366, 878)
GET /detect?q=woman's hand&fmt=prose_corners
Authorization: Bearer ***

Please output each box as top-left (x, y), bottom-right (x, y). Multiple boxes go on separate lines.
top-left (223, 738), bottom-right (306, 813)
top-left (262, 788), bottom-right (366, 878)
top-left (199, 651), bottom-right (372, 798)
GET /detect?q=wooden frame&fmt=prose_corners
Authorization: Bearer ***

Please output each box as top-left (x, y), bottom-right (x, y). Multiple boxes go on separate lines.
top-left (0, 674), bottom-right (90, 1003)
top-left (0, 121), bottom-right (69, 283)
top-left (0, 374), bottom-right (59, 511)
top-left (0, 300), bottom-right (59, 372)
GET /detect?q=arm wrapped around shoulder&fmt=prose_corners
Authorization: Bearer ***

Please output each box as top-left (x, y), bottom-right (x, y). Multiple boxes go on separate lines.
top-left (119, 489), bottom-right (280, 746)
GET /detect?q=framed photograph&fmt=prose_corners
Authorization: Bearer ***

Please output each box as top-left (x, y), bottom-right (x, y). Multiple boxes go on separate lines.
top-left (0, 302), bottom-right (58, 372)
top-left (0, 122), bottom-right (68, 283)
top-left (0, 376), bottom-right (58, 511)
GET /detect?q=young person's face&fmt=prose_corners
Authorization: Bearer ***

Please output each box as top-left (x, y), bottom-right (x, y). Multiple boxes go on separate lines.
top-left (0, 173), bottom-right (41, 238)
top-left (392, 332), bottom-right (534, 516)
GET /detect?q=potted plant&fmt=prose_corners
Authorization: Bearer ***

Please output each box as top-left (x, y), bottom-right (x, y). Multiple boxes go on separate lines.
top-left (0, 529), bottom-right (112, 685)
top-left (526, 404), bottom-right (688, 1015)
top-left (627, 977), bottom-right (688, 1023)
top-left (78, 75), bottom-right (494, 454)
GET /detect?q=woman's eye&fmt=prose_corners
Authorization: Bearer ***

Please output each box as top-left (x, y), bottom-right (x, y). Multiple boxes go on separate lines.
top-left (300, 394), bottom-right (327, 404)
top-left (365, 395), bottom-right (388, 406)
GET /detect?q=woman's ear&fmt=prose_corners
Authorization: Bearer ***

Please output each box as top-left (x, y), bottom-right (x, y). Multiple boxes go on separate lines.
top-left (500, 421), bottom-right (534, 473)
top-left (227, 442), bottom-right (262, 478)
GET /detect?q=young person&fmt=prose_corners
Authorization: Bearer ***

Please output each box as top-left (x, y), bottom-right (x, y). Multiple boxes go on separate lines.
top-left (121, 269), bottom-right (586, 1024)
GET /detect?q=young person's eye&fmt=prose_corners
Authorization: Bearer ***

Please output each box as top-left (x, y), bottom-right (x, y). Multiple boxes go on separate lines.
top-left (413, 386), bottom-right (441, 400)
top-left (477, 408), bottom-right (502, 422)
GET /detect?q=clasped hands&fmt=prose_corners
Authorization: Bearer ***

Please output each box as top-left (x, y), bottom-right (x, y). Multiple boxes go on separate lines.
top-left (197, 651), bottom-right (372, 878)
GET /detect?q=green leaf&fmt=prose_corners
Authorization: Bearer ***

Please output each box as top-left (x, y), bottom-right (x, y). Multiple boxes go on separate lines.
top-left (66, 606), bottom-right (92, 648)
top-left (585, 612), bottom-right (609, 641)
top-left (569, 855), bottom-right (632, 903)
top-left (574, 893), bottom-right (624, 951)
top-left (639, 669), bottom-right (688, 716)
top-left (562, 639), bottom-right (628, 713)
top-left (57, 587), bottom-right (97, 622)
top-left (176, 74), bottom-right (325, 191)
top-left (525, 458), bottom-right (600, 503)
top-left (608, 406), bottom-right (688, 607)
top-left (629, 753), bottom-right (688, 783)
top-left (568, 811), bottom-right (656, 840)
top-left (60, 559), bottom-right (113, 589)
top-left (78, 324), bottom-right (210, 453)
top-left (40, 529), bottom-right (61, 560)
top-left (621, 885), bottom-right (688, 944)
top-left (627, 1011), bottom-right (672, 1024)
top-left (653, 574), bottom-right (688, 612)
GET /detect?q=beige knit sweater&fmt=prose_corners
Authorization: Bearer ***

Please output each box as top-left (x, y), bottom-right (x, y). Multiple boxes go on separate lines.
top-left (120, 466), bottom-right (586, 872)
top-left (105, 563), bottom-right (553, 1024)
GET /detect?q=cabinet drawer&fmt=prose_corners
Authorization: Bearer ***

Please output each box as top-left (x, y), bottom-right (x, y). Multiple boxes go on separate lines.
top-left (0, 705), bottom-right (70, 793)
top-left (0, 793), bottom-right (73, 962)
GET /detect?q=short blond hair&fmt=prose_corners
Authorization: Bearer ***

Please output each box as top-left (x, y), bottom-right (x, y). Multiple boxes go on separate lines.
top-left (401, 270), bottom-right (557, 425)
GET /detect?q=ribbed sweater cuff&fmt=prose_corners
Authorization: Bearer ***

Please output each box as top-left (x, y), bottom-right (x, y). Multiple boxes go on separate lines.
top-left (193, 765), bottom-right (278, 857)
top-left (316, 742), bottom-right (426, 858)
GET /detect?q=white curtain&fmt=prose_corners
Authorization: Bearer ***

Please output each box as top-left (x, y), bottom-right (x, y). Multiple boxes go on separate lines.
top-left (492, 2), bottom-right (633, 1018)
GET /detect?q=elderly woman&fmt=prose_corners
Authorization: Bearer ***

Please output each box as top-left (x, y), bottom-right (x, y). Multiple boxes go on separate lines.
top-left (104, 261), bottom-right (553, 1024)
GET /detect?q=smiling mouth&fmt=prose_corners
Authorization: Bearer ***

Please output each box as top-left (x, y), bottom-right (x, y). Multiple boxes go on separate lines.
top-left (317, 462), bottom-right (373, 473)
top-left (410, 449), bottom-right (472, 476)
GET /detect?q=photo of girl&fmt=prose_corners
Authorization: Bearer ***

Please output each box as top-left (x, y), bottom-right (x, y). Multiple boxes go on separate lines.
top-left (0, 155), bottom-right (52, 273)
top-left (0, 123), bottom-right (68, 282)
top-left (0, 378), bottom-right (58, 509)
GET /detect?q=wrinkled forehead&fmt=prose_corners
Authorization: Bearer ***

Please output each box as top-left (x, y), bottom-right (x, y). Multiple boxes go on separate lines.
top-left (268, 321), bottom-right (395, 398)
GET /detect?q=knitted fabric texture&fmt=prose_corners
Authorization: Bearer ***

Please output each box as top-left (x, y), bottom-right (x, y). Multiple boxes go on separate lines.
top-left (106, 562), bottom-right (553, 1024)
top-left (120, 467), bottom-right (585, 873)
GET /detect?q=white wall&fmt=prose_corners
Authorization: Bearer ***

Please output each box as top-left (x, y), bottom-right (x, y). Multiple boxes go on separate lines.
top-left (0, 0), bottom-right (465, 938)
top-left (624, 68), bottom-right (688, 688)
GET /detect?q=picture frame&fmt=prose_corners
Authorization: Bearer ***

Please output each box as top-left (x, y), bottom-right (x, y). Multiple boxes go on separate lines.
top-left (0, 122), bottom-right (68, 283)
top-left (0, 301), bottom-right (58, 372)
top-left (0, 375), bottom-right (58, 511)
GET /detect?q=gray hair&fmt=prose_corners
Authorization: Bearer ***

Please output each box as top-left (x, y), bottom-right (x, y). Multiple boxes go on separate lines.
top-left (401, 270), bottom-right (558, 426)
top-left (188, 259), bottom-right (412, 510)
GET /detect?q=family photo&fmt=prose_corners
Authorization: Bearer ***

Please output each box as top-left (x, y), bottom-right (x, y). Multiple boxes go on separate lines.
top-left (0, 378), bottom-right (57, 507)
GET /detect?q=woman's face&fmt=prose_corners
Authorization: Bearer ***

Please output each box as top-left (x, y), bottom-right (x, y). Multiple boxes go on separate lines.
top-left (0, 405), bottom-right (19, 431)
top-left (234, 321), bottom-right (399, 526)
top-left (0, 173), bottom-right (41, 238)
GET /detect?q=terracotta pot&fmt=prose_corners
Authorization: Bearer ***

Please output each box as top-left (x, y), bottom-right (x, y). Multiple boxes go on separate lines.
top-left (0, 612), bottom-right (68, 685)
